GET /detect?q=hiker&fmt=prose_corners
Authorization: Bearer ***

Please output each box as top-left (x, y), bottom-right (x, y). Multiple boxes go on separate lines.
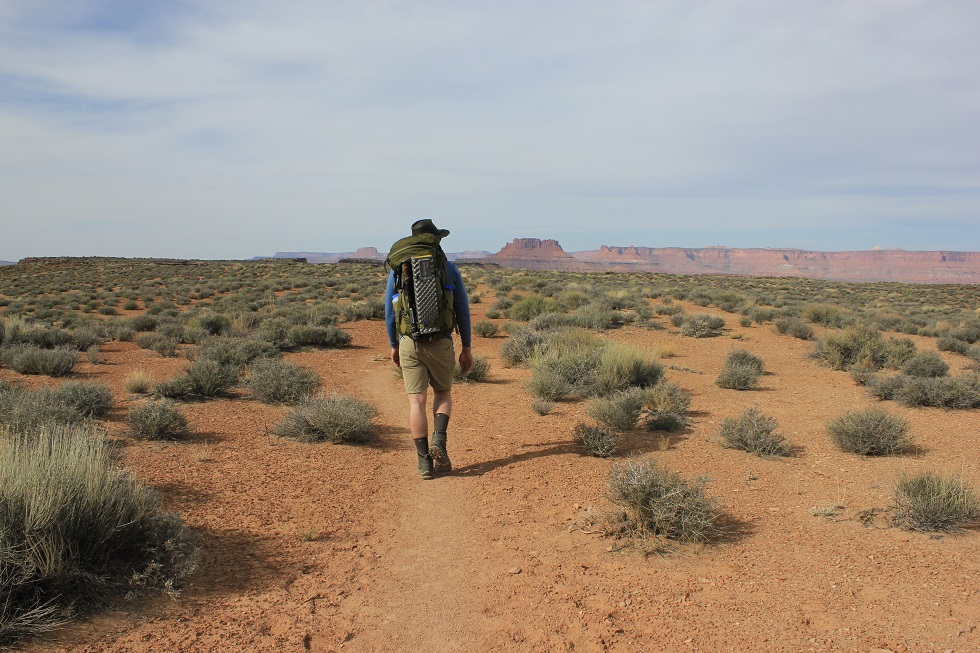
top-left (385, 219), bottom-right (473, 480)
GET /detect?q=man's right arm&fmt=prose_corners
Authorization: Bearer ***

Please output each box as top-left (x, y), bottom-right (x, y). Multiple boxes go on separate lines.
top-left (384, 271), bottom-right (400, 365)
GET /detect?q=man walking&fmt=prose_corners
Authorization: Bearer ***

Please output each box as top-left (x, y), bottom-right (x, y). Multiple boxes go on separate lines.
top-left (385, 219), bottom-right (473, 479)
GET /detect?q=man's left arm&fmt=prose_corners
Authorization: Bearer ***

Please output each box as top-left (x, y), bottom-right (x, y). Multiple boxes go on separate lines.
top-left (451, 263), bottom-right (473, 374)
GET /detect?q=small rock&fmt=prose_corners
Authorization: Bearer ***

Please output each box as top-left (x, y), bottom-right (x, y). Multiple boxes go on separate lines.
top-left (508, 567), bottom-right (522, 575)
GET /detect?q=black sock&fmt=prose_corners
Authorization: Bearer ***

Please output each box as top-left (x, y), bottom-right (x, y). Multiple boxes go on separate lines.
top-left (433, 413), bottom-right (449, 434)
top-left (414, 437), bottom-right (429, 456)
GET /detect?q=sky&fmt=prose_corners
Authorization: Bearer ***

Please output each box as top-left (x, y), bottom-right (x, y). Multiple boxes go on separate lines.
top-left (1, 0), bottom-right (978, 261)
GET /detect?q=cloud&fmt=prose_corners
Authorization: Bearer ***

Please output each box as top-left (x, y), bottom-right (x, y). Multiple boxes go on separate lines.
top-left (0, 0), bottom-right (978, 259)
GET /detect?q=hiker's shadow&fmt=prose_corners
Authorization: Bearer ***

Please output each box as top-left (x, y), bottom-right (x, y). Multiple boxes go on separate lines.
top-left (454, 441), bottom-right (580, 476)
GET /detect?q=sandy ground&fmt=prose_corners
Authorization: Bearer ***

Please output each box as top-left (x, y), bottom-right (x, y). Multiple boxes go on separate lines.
top-left (10, 294), bottom-right (980, 653)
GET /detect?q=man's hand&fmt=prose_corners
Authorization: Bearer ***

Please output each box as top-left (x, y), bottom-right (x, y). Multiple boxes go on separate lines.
top-left (391, 346), bottom-right (400, 367)
top-left (458, 346), bottom-right (473, 375)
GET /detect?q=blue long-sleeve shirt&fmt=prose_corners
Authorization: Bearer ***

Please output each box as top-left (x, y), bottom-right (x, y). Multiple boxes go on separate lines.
top-left (385, 260), bottom-right (472, 348)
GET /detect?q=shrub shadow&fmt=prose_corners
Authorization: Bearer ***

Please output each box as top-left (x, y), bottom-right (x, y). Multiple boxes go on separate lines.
top-left (453, 441), bottom-right (580, 476)
top-left (187, 526), bottom-right (282, 596)
top-left (711, 512), bottom-right (756, 545)
top-left (619, 427), bottom-right (692, 454)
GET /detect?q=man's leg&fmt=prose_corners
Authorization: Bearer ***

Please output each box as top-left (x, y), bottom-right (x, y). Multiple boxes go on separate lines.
top-left (407, 391), bottom-right (434, 480)
top-left (429, 388), bottom-right (453, 471)
top-left (400, 338), bottom-right (435, 480)
top-left (408, 390), bottom-right (430, 440)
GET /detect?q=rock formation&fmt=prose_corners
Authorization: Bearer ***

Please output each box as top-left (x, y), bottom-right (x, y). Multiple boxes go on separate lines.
top-left (487, 238), bottom-right (583, 270)
top-left (484, 240), bottom-right (980, 283)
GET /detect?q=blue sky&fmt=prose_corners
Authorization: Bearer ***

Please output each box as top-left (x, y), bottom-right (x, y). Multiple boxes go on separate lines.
top-left (1, 0), bottom-right (978, 260)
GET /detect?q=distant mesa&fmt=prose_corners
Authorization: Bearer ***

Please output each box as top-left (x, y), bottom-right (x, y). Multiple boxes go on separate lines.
top-left (0, 260), bottom-right (15, 266)
top-left (487, 238), bottom-right (580, 270)
top-left (481, 239), bottom-right (980, 284)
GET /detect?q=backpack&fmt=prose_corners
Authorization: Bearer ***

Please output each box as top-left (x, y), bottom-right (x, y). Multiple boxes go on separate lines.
top-left (386, 233), bottom-right (457, 341)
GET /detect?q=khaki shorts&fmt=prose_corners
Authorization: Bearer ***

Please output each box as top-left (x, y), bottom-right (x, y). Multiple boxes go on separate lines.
top-left (399, 336), bottom-right (455, 394)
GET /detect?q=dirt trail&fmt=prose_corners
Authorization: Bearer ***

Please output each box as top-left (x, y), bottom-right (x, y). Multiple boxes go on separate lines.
top-left (324, 360), bottom-right (493, 651)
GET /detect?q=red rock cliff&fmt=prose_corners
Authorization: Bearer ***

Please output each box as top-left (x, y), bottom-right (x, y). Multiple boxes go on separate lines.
top-left (488, 238), bottom-right (584, 270)
top-left (576, 246), bottom-right (980, 283)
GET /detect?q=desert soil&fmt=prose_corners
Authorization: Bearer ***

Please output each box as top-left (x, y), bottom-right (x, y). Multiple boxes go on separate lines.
top-left (11, 293), bottom-right (980, 653)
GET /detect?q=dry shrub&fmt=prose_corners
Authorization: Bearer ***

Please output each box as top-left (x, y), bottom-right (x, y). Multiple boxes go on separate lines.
top-left (573, 422), bottom-right (619, 458)
top-left (826, 407), bottom-right (912, 455)
top-left (273, 393), bottom-right (377, 443)
top-left (248, 358), bottom-right (320, 404)
top-left (123, 369), bottom-right (153, 394)
top-left (0, 425), bottom-right (196, 646)
top-left (454, 356), bottom-right (491, 383)
top-left (608, 458), bottom-right (721, 544)
top-left (49, 381), bottom-right (113, 418)
top-left (644, 381), bottom-right (690, 431)
top-left (586, 387), bottom-right (647, 432)
top-left (127, 400), bottom-right (190, 440)
top-left (894, 471), bottom-right (980, 532)
top-left (719, 407), bottom-right (795, 457)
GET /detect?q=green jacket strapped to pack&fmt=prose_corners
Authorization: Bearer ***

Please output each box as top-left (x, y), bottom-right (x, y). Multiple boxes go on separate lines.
top-left (386, 233), bottom-right (458, 341)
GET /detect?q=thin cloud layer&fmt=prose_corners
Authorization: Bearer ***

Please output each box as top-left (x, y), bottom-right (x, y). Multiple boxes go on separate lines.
top-left (1, 0), bottom-right (978, 259)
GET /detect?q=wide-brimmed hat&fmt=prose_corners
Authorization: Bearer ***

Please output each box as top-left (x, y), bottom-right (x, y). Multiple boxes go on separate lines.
top-left (411, 219), bottom-right (450, 238)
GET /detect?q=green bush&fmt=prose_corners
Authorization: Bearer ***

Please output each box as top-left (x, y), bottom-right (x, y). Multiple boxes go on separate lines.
top-left (69, 327), bottom-right (102, 351)
top-left (716, 362), bottom-right (761, 390)
top-left (937, 336), bottom-right (970, 355)
top-left (725, 349), bottom-right (764, 374)
top-left (803, 304), bottom-right (852, 328)
top-left (454, 356), bottom-right (491, 383)
top-left (571, 306), bottom-right (622, 331)
top-left (191, 310), bottom-right (231, 336)
top-left (719, 407), bottom-right (795, 456)
top-left (272, 393), bottom-right (377, 443)
top-left (556, 290), bottom-right (590, 310)
top-left (586, 387), bottom-right (647, 432)
top-left (195, 336), bottom-right (278, 371)
top-left (134, 332), bottom-right (164, 350)
top-left (773, 317), bottom-right (814, 340)
top-left (595, 344), bottom-right (663, 395)
top-left (18, 325), bottom-right (74, 349)
top-left (0, 384), bottom-right (88, 434)
top-left (248, 358), bottom-right (320, 404)
top-left (0, 426), bottom-right (196, 645)
top-left (894, 374), bottom-right (980, 409)
top-left (499, 326), bottom-right (548, 367)
top-left (127, 400), bottom-right (190, 439)
top-left (0, 344), bottom-right (77, 376)
top-left (894, 470), bottom-right (980, 532)
top-left (644, 381), bottom-right (690, 431)
top-left (340, 298), bottom-right (385, 322)
top-left (813, 324), bottom-right (888, 371)
top-left (827, 407), bottom-right (912, 455)
top-left (183, 360), bottom-right (238, 397)
top-left (530, 398), bottom-right (554, 415)
top-left (507, 294), bottom-right (561, 322)
top-left (677, 314), bottom-right (725, 338)
top-left (50, 381), bottom-right (113, 418)
top-left (473, 320), bottom-right (499, 338)
top-left (526, 330), bottom-right (603, 401)
top-left (153, 375), bottom-right (196, 400)
top-left (572, 422), bottom-right (619, 457)
top-left (287, 324), bottom-right (351, 348)
top-left (901, 351), bottom-right (949, 378)
top-left (884, 337), bottom-right (917, 369)
top-left (865, 373), bottom-right (907, 401)
top-left (608, 458), bottom-right (721, 544)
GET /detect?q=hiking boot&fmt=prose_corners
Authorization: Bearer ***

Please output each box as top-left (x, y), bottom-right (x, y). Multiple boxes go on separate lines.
top-left (429, 432), bottom-right (452, 472)
top-left (418, 453), bottom-right (434, 480)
